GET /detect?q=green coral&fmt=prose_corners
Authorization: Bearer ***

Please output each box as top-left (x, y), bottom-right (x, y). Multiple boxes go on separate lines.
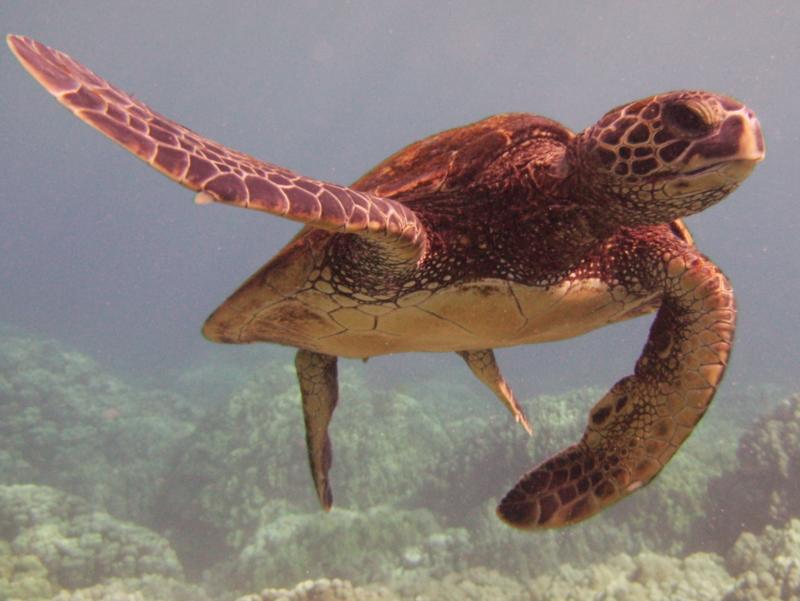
top-left (390, 567), bottom-right (530, 601)
top-left (49, 575), bottom-right (212, 601)
top-left (523, 551), bottom-right (733, 601)
top-left (239, 578), bottom-right (399, 601)
top-left (2, 328), bottom-right (795, 597)
top-left (226, 506), bottom-right (441, 590)
top-left (696, 394), bottom-right (800, 552)
top-left (409, 388), bottom-right (592, 526)
top-left (0, 540), bottom-right (53, 601)
top-left (723, 519), bottom-right (800, 601)
top-left (604, 401), bottom-right (740, 555)
top-left (156, 364), bottom-right (453, 575)
top-left (0, 335), bottom-right (195, 524)
top-left (156, 361), bottom-right (744, 583)
top-left (0, 484), bottom-right (183, 589)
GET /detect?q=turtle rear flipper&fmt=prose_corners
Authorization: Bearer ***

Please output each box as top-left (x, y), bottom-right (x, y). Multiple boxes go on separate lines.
top-left (498, 252), bottom-right (735, 528)
top-left (6, 34), bottom-right (426, 265)
top-left (458, 349), bottom-right (532, 435)
top-left (296, 350), bottom-right (339, 510)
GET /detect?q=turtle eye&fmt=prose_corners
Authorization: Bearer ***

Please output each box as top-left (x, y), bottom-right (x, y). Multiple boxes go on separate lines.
top-left (662, 103), bottom-right (711, 137)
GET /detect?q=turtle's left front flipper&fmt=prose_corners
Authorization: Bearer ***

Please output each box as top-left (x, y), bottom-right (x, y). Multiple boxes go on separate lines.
top-left (7, 35), bottom-right (426, 264)
top-left (497, 251), bottom-right (735, 528)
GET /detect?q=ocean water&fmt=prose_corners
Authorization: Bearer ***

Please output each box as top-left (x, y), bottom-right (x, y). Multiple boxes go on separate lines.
top-left (1, 2), bottom-right (798, 600)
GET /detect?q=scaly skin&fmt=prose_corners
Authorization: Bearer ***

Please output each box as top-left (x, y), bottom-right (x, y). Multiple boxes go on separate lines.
top-left (497, 242), bottom-right (736, 526)
top-left (7, 34), bottom-right (764, 528)
top-left (6, 35), bottom-right (426, 264)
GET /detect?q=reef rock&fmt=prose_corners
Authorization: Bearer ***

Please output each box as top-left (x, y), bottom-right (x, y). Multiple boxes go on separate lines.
top-left (0, 333), bottom-right (194, 523)
top-left (701, 395), bottom-right (800, 551)
top-left (0, 539), bottom-right (53, 601)
top-left (723, 519), bottom-right (800, 601)
top-left (526, 551), bottom-right (733, 601)
top-left (238, 578), bottom-right (398, 601)
top-left (155, 365), bottom-right (452, 575)
top-left (49, 574), bottom-right (212, 601)
top-left (226, 505), bottom-right (442, 590)
top-left (391, 566), bottom-right (530, 601)
top-left (0, 484), bottom-right (183, 589)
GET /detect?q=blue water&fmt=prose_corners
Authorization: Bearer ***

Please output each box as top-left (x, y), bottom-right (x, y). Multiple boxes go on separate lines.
top-left (1, 3), bottom-right (798, 599)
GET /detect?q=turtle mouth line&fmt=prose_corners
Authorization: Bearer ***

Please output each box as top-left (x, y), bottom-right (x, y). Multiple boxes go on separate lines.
top-left (676, 158), bottom-right (760, 180)
top-left (681, 161), bottom-right (726, 177)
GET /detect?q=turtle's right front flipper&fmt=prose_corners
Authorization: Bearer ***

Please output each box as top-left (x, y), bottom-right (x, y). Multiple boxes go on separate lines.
top-left (497, 250), bottom-right (735, 529)
top-left (7, 35), bottom-right (427, 264)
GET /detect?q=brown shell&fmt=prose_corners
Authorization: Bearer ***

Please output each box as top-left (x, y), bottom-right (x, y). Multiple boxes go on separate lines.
top-left (352, 113), bottom-right (573, 199)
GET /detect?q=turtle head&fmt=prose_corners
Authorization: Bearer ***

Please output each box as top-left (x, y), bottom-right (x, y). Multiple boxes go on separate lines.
top-left (577, 91), bottom-right (764, 225)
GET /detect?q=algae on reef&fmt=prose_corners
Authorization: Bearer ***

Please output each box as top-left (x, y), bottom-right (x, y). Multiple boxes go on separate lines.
top-left (0, 333), bottom-right (195, 525)
top-left (0, 330), bottom-right (797, 599)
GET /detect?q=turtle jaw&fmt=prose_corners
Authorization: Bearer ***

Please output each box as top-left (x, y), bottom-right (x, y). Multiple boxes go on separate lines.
top-left (662, 158), bottom-right (761, 201)
top-left (678, 108), bottom-right (765, 180)
top-left (660, 110), bottom-right (765, 206)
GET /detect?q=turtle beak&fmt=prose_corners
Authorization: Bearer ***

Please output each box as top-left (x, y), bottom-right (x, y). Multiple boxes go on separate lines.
top-left (740, 110), bottom-right (765, 163)
top-left (718, 110), bottom-right (765, 183)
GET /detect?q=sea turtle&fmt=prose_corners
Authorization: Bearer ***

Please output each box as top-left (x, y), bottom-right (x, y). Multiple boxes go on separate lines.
top-left (8, 35), bottom-right (764, 529)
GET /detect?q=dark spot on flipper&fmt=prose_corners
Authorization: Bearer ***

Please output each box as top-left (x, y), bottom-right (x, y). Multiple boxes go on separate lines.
top-left (558, 485), bottom-right (577, 504)
top-left (592, 405), bottom-right (612, 425)
top-left (551, 468), bottom-right (568, 487)
top-left (154, 145), bottom-right (189, 177)
top-left (615, 394), bottom-right (629, 412)
top-left (496, 489), bottom-right (538, 527)
top-left (520, 469), bottom-right (551, 494)
top-left (206, 173), bottom-right (247, 201)
top-left (537, 494), bottom-right (559, 525)
top-left (567, 497), bottom-right (593, 522)
top-left (63, 85), bottom-right (103, 110)
top-left (594, 480), bottom-right (616, 499)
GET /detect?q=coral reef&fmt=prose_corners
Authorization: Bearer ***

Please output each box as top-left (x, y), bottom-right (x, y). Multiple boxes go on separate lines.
top-left (391, 567), bottom-right (530, 601)
top-left (49, 575), bottom-right (212, 601)
top-left (0, 334), bottom-right (195, 524)
top-left (525, 552), bottom-right (733, 601)
top-left (155, 365), bottom-right (453, 575)
top-left (238, 578), bottom-right (398, 601)
top-left (409, 388), bottom-right (592, 525)
top-left (604, 404), bottom-right (740, 554)
top-left (697, 394), bottom-right (800, 552)
top-left (0, 540), bottom-right (53, 601)
top-left (723, 518), bottom-right (800, 601)
top-left (231, 518), bottom-right (800, 601)
top-left (0, 484), bottom-right (182, 589)
top-left (0, 328), bottom-right (795, 600)
top-left (224, 506), bottom-right (443, 590)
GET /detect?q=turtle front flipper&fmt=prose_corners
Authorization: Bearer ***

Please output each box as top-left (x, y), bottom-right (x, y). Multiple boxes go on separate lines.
top-left (7, 35), bottom-right (427, 264)
top-left (497, 252), bottom-right (735, 528)
top-left (295, 350), bottom-right (339, 510)
top-left (458, 350), bottom-right (532, 435)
